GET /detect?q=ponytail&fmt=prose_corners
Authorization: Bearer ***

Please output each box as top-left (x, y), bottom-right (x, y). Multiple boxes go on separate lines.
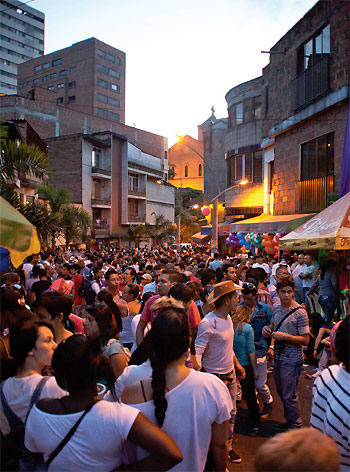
top-left (150, 354), bottom-right (168, 427)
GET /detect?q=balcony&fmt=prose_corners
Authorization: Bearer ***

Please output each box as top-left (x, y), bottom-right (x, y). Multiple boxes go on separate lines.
top-left (128, 187), bottom-right (146, 198)
top-left (91, 197), bottom-right (111, 208)
top-left (91, 166), bottom-right (111, 179)
top-left (295, 175), bottom-right (333, 213)
top-left (91, 224), bottom-right (110, 238)
top-left (291, 55), bottom-right (330, 110)
top-left (128, 213), bottom-right (146, 223)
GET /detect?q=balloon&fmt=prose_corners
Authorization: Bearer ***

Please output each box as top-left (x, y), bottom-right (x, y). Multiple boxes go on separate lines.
top-left (201, 207), bottom-right (210, 217)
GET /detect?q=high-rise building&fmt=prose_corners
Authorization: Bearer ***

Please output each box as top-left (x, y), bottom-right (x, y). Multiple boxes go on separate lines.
top-left (17, 38), bottom-right (126, 123)
top-left (0, 0), bottom-right (44, 95)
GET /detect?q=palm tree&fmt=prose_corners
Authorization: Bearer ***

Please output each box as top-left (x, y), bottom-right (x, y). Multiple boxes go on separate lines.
top-left (122, 224), bottom-right (147, 248)
top-left (61, 205), bottom-right (92, 247)
top-left (0, 124), bottom-right (49, 186)
top-left (145, 212), bottom-right (175, 246)
top-left (38, 185), bottom-right (71, 247)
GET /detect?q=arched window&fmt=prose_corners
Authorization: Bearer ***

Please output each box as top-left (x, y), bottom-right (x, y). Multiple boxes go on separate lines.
top-left (185, 165), bottom-right (188, 177)
top-left (198, 164), bottom-right (202, 176)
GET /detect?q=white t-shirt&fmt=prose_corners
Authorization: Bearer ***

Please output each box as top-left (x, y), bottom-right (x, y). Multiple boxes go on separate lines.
top-left (0, 374), bottom-right (66, 436)
top-left (301, 264), bottom-right (317, 288)
top-left (123, 369), bottom-right (232, 472)
top-left (25, 400), bottom-right (140, 471)
top-left (105, 360), bottom-right (152, 401)
top-left (130, 314), bottom-right (151, 353)
top-left (252, 262), bottom-right (270, 274)
top-left (195, 311), bottom-right (234, 374)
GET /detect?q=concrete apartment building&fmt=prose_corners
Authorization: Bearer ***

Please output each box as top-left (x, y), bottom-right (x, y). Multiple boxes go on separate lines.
top-left (45, 131), bottom-right (173, 241)
top-left (261, 0), bottom-right (349, 217)
top-left (168, 135), bottom-right (204, 191)
top-left (224, 76), bottom-right (265, 222)
top-left (0, 0), bottom-right (44, 95)
top-left (17, 37), bottom-right (126, 123)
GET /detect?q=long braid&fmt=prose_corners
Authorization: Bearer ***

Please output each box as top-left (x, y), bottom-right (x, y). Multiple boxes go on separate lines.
top-left (151, 353), bottom-right (168, 427)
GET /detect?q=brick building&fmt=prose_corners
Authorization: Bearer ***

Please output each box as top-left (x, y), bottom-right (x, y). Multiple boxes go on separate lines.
top-left (17, 38), bottom-right (126, 123)
top-left (224, 76), bottom-right (264, 222)
top-left (0, 0), bottom-right (44, 95)
top-left (261, 0), bottom-right (350, 217)
top-left (168, 135), bottom-right (204, 191)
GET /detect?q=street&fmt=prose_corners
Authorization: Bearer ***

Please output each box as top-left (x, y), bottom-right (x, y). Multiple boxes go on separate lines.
top-left (228, 365), bottom-right (315, 471)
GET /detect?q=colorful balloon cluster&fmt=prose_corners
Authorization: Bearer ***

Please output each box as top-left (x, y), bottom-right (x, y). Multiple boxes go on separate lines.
top-left (226, 232), bottom-right (240, 247)
top-left (261, 233), bottom-right (283, 255)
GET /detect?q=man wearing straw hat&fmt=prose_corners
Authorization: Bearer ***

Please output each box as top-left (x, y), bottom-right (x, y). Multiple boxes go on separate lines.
top-left (195, 280), bottom-right (245, 464)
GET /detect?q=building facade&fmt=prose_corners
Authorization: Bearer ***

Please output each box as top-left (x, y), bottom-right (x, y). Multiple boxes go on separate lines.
top-left (17, 37), bottom-right (126, 123)
top-left (261, 0), bottom-right (349, 216)
top-left (0, 0), bottom-right (44, 95)
top-left (45, 131), bottom-right (174, 241)
top-left (168, 135), bottom-right (204, 191)
top-left (198, 112), bottom-right (227, 204)
top-left (224, 76), bottom-right (264, 222)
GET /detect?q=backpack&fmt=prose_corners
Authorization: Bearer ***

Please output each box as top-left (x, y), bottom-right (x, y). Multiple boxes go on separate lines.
top-left (77, 278), bottom-right (95, 305)
top-left (0, 377), bottom-right (49, 471)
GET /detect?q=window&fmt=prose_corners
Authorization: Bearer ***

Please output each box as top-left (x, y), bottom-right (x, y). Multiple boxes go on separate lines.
top-left (128, 173), bottom-right (139, 191)
top-left (43, 62), bottom-right (50, 69)
top-left (226, 150), bottom-right (262, 185)
top-left (69, 66), bottom-right (76, 73)
top-left (97, 49), bottom-right (105, 58)
top-left (48, 86), bottom-right (54, 91)
top-left (185, 165), bottom-right (188, 177)
top-left (97, 93), bottom-right (108, 103)
top-left (68, 81), bottom-right (76, 88)
top-left (107, 53), bottom-right (115, 62)
top-left (236, 103), bottom-right (243, 125)
top-left (108, 97), bottom-right (120, 107)
top-left (34, 64), bottom-right (41, 72)
top-left (198, 164), bottom-right (202, 176)
top-left (301, 132), bottom-right (334, 180)
top-left (57, 97), bottom-right (63, 103)
top-left (108, 111), bottom-right (120, 121)
top-left (33, 78), bottom-right (39, 84)
top-left (92, 148), bottom-right (101, 167)
top-left (60, 69), bottom-right (66, 76)
top-left (110, 83), bottom-right (120, 92)
top-left (116, 57), bottom-right (121, 65)
top-left (97, 108), bottom-right (108, 118)
top-left (57, 83), bottom-right (64, 89)
top-left (52, 58), bottom-right (62, 67)
top-left (297, 24), bottom-right (330, 73)
top-left (68, 95), bottom-right (76, 103)
top-left (109, 69), bottom-right (120, 79)
top-left (42, 75), bottom-right (48, 82)
top-left (97, 64), bottom-right (108, 74)
top-left (50, 72), bottom-right (57, 79)
top-left (128, 199), bottom-right (138, 216)
top-left (97, 78), bottom-right (108, 89)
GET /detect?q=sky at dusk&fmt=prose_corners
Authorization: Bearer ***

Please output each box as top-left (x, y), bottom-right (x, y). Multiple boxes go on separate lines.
top-left (29, 0), bottom-right (316, 145)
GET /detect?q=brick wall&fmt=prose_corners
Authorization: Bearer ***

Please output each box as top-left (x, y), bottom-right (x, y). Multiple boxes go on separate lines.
top-left (273, 100), bottom-right (348, 215)
top-left (0, 92), bottom-right (166, 159)
top-left (261, 0), bottom-right (350, 138)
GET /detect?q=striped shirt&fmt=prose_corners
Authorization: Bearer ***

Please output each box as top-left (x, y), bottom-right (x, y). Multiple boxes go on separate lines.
top-left (311, 364), bottom-right (350, 471)
top-left (272, 303), bottom-right (309, 362)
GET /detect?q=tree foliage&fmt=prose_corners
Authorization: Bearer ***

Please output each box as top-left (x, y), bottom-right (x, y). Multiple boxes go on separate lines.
top-left (122, 224), bottom-right (147, 248)
top-left (145, 212), bottom-right (175, 246)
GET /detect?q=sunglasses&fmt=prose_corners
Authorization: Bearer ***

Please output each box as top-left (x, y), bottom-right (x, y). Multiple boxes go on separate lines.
top-left (242, 282), bottom-right (256, 290)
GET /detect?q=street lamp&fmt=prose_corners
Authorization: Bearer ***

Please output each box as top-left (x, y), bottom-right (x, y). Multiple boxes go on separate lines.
top-left (210, 179), bottom-right (249, 255)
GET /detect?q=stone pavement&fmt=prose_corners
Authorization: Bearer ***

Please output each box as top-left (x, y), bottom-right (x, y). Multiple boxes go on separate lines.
top-left (227, 364), bottom-right (315, 472)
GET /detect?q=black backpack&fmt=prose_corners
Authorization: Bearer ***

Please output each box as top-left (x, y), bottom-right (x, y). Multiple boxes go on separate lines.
top-left (77, 278), bottom-right (95, 305)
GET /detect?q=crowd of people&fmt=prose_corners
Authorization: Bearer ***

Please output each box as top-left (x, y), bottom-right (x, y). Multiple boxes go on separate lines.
top-left (0, 245), bottom-right (349, 471)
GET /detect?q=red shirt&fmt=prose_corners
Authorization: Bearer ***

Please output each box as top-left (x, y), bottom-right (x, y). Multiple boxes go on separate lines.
top-left (140, 295), bottom-right (201, 328)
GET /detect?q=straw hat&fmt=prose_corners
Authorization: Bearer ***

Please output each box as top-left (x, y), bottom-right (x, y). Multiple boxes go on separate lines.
top-left (208, 280), bottom-right (241, 304)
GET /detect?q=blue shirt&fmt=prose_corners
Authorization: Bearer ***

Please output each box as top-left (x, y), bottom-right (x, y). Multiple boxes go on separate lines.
top-left (233, 323), bottom-right (255, 366)
top-left (239, 300), bottom-right (272, 357)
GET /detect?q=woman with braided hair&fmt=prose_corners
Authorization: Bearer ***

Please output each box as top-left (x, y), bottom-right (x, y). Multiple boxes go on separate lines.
top-left (121, 305), bottom-right (232, 471)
